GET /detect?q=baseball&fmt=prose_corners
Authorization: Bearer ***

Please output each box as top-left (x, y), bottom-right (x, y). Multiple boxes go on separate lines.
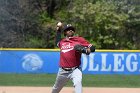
top-left (57, 22), bottom-right (62, 27)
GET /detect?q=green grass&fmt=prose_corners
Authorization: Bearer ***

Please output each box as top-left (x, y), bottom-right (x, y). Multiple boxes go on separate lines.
top-left (0, 74), bottom-right (140, 87)
top-left (82, 74), bottom-right (140, 87)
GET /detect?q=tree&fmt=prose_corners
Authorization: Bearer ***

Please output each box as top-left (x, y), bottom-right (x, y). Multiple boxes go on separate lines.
top-left (68, 0), bottom-right (139, 49)
top-left (0, 0), bottom-right (139, 49)
top-left (0, 0), bottom-right (26, 47)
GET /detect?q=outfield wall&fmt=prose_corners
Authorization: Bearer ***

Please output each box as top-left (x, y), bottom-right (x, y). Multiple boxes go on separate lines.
top-left (0, 48), bottom-right (140, 74)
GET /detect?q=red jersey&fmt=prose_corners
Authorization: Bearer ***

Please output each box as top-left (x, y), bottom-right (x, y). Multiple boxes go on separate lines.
top-left (58, 36), bottom-right (92, 68)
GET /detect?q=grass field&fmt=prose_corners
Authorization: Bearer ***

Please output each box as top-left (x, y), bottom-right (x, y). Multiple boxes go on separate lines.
top-left (0, 74), bottom-right (140, 88)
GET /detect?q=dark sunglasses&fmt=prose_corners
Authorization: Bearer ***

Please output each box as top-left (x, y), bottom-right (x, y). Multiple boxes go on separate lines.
top-left (66, 28), bottom-right (75, 32)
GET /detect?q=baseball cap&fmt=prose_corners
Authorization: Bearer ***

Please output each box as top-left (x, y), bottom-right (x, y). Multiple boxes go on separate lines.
top-left (63, 24), bottom-right (75, 32)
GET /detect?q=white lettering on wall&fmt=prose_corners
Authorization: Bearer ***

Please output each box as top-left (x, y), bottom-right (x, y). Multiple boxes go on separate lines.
top-left (113, 54), bottom-right (124, 72)
top-left (81, 53), bottom-right (140, 74)
top-left (82, 54), bottom-right (88, 71)
top-left (126, 53), bottom-right (138, 72)
top-left (88, 53), bottom-right (99, 71)
top-left (101, 54), bottom-right (111, 71)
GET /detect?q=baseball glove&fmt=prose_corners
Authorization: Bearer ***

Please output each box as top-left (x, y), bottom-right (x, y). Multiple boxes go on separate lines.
top-left (74, 44), bottom-right (89, 55)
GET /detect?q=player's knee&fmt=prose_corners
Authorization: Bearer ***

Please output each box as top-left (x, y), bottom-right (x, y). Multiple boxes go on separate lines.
top-left (73, 79), bottom-right (82, 87)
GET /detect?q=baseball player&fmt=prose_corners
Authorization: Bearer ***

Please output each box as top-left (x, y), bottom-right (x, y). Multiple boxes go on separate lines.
top-left (51, 22), bottom-right (95, 93)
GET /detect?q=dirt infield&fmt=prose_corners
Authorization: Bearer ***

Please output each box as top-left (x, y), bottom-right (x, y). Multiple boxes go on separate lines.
top-left (0, 86), bottom-right (140, 93)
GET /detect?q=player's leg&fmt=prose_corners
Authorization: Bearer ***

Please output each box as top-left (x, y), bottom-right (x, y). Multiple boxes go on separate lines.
top-left (51, 68), bottom-right (69, 93)
top-left (71, 68), bottom-right (82, 93)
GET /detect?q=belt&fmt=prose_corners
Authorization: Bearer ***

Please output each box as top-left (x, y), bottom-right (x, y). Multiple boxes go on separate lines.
top-left (61, 66), bottom-right (79, 71)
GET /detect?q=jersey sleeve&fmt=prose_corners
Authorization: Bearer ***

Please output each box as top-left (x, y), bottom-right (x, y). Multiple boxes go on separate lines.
top-left (57, 39), bottom-right (63, 48)
top-left (57, 42), bottom-right (60, 48)
top-left (78, 37), bottom-right (93, 48)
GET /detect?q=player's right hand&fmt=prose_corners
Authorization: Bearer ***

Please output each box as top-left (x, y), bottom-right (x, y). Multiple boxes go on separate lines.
top-left (56, 22), bottom-right (63, 31)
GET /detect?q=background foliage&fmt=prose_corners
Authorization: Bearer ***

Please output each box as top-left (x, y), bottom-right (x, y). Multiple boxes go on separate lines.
top-left (0, 0), bottom-right (139, 49)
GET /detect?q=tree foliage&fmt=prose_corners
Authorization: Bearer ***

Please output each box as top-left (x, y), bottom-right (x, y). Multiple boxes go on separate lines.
top-left (68, 0), bottom-right (139, 49)
top-left (0, 0), bottom-right (139, 49)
